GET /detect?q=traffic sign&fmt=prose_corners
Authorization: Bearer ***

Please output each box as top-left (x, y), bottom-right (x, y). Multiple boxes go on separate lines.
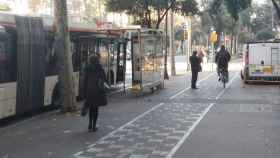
top-left (210, 31), bottom-right (217, 43)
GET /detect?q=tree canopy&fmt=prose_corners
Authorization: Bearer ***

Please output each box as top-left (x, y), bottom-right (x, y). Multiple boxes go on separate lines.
top-left (202, 0), bottom-right (251, 46)
top-left (106, 0), bottom-right (199, 28)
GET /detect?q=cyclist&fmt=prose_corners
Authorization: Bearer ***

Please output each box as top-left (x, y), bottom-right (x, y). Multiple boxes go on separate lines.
top-left (215, 45), bottom-right (231, 82)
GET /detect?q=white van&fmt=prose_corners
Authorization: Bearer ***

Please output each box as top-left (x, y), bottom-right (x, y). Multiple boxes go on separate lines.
top-left (241, 41), bottom-right (280, 83)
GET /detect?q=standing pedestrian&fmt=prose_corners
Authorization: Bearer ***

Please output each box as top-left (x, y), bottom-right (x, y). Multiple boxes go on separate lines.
top-left (190, 51), bottom-right (200, 89)
top-left (83, 54), bottom-right (107, 132)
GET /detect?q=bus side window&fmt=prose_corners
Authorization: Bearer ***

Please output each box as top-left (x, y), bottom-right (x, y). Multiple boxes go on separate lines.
top-left (71, 42), bottom-right (80, 72)
top-left (0, 41), bottom-right (7, 82)
top-left (45, 36), bottom-right (59, 76)
top-left (0, 29), bottom-right (16, 84)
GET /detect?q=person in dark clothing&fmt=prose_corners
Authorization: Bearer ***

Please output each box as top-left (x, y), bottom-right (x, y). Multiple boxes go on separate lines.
top-left (190, 51), bottom-right (200, 89)
top-left (83, 54), bottom-right (107, 132)
top-left (215, 45), bottom-right (231, 82)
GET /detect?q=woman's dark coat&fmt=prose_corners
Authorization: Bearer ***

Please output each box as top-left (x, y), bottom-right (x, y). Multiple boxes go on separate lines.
top-left (189, 55), bottom-right (200, 72)
top-left (83, 63), bottom-right (107, 107)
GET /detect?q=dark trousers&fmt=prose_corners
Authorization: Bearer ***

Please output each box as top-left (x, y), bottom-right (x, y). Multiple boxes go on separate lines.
top-left (88, 105), bottom-right (98, 129)
top-left (191, 70), bottom-right (198, 88)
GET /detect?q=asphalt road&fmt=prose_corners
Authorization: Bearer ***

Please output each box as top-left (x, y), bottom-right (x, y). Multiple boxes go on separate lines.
top-left (0, 61), bottom-right (280, 158)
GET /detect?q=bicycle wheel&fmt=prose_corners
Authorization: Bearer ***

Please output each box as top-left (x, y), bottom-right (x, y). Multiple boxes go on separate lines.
top-left (221, 71), bottom-right (226, 88)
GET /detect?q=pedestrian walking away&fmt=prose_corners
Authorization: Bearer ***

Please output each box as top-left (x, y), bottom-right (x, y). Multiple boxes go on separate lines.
top-left (190, 51), bottom-right (200, 89)
top-left (83, 54), bottom-right (108, 132)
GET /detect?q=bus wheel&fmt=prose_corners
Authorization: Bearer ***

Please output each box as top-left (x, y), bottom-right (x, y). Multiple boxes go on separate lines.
top-left (156, 82), bottom-right (164, 89)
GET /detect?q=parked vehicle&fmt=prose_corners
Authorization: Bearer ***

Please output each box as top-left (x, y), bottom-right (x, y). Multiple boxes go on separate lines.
top-left (241, 41), bottom-right (280, 83)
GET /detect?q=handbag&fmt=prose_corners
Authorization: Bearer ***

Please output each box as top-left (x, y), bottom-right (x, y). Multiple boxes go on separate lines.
top-left (97, 78), bottom-right (110, 93)
top-left (81, 101), bottom-right (89, 116)
top-left (98, 93), bottom-right (108, 106)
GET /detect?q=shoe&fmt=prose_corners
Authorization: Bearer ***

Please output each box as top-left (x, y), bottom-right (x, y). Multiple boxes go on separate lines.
top-left (88, 125), bottom-right (92, 132)
top-left (218, 78), bottom-right (221, 81)
top-left (192, 87), bottom-right (198, 89)
top-left (92, 127), bottom-right (98, 132)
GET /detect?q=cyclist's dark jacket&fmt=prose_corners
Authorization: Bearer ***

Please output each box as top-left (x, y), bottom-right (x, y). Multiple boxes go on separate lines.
top-left (215, 49), bottom-right (231, 68)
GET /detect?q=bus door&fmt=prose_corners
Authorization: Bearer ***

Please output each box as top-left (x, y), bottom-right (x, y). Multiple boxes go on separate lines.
top-left (98, 39), bottom-right (113, 84)
top-left (108, 42), bottom-right (116, 85)
top-left (116, 42), bottom-right (127, 83)
top-left (142, 35), bottom-right (156, 86)
top-left (77, 40), bottom-right (96, 99)
top-left (154, 35), bottom-right (164, 82)
top-left (131, 33), bottom-right (142, 91)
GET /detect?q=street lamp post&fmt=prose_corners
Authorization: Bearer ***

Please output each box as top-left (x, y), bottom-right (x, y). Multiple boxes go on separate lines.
top-left (186, 16), bottom-right (192, 71)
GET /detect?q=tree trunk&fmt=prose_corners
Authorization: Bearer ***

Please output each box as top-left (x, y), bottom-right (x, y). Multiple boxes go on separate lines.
top-left (272, 0), bottom-right (280, 19)
top-left (187, 16), bottom-right (192, 70)
top-left (164, 12), bottom-right (169, 79)
top-left (234, 35), bottom-right (238, 55)
top-left (170, 9), bottom-right (176, 76)
top-left (230, 34), bottom-right (233, 55)
top-left (54, 0), bottom-right (77, 112)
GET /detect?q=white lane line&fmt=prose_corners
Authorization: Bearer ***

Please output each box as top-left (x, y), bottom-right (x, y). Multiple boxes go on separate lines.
top-left (167, 72), bottom-right (238, 158)
top-left (73, 151), bottom-right (84, 157)
top-left (166, 103), bottom-right (215, 158)
top-left (73, 102), bottom-right (165, 156)
top-left (169, 73), bottom-right (215, 100)
top-left (215, 72), bottom-right (238, 100)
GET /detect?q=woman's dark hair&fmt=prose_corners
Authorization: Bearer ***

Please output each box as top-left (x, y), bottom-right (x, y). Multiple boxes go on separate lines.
top-left (89, 54), bottom-right (99, 64)
top-left (192, 51), bottom-right (198, 55)
top-left (221, 45), bottom-right (225, 51)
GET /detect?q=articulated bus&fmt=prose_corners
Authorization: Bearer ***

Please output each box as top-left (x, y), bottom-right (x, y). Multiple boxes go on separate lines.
top-left (0, 13), bottom-right (127, 120)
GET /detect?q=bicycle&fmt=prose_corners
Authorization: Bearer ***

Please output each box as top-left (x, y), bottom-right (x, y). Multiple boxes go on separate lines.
top-left (218, 67), bottom-right (227, 88)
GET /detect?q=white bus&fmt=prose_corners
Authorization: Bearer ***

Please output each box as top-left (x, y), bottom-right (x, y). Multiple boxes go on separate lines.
top-left (0, 13), bottom-right (127, 120)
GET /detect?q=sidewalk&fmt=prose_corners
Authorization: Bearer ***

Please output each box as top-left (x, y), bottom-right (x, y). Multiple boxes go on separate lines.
top-left (0, 72), bottom-right (213, 158)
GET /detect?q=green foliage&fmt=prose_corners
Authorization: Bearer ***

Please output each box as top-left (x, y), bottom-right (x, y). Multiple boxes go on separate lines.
top-left (250, 3), bottom-right (275, 38)
top-left (225, 0), bottom-right (252, 21)
top-left (106, 0), bottom-right (199, 28)
top-left (204, 0), bottom-right (251, 47)
top-left (239, 8), bottom-right (251, 28)
top-left (180, 0), bottom-right (199, 16)
top-left (238, 31), bottom-right (251, 43)
top-left (256, 29), bottom-right (276, 40)
top-left (209, 0), bottom-right (251, 22)
top-left (191, 18), bottom-right (208, 45)
top-left (175, 28), bottom-right (184, 41)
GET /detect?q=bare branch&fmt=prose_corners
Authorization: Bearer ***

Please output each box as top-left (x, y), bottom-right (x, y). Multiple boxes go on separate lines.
top-left (156, 0), bottom-right (176, 28)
